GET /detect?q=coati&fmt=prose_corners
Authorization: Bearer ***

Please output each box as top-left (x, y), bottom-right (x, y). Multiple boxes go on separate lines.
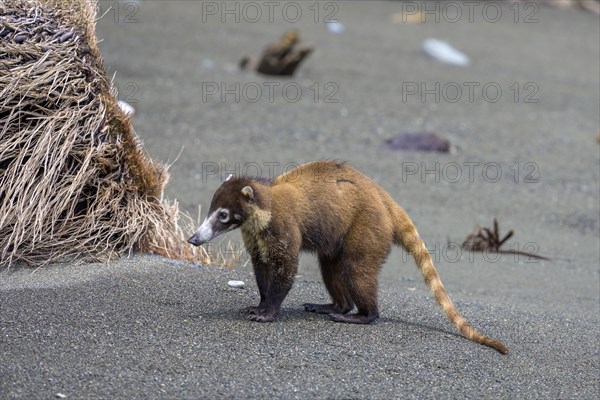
top-left (188, 161), bottom-right (508, 354)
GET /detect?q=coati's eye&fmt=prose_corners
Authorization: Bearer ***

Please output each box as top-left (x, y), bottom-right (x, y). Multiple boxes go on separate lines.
top-left (217, 209), bottom-right (230, 223)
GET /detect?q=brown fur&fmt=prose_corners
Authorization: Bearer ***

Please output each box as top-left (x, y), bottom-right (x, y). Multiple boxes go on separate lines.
top-left (189, 161), bottom-right (508, 354)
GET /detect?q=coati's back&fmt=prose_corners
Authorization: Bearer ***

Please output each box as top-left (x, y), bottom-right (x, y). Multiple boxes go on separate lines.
top-left (272, 161), bottom-right (397, 253)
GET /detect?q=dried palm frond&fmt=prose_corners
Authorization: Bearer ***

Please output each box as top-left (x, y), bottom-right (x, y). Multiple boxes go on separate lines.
top-left (0, 0), bottom-right (239, 267)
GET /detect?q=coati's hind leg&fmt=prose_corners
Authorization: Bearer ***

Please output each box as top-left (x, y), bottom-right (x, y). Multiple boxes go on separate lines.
top-left (329, 239), bottom-right (390, 324)
top-left (304, 253), bottom-right (354, 315)
top-left (329, 265), bottom-right (379, 324)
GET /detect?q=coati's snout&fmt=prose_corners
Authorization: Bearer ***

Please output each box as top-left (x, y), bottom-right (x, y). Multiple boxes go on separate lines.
top-left (188, 207), bottom-right (238, 246)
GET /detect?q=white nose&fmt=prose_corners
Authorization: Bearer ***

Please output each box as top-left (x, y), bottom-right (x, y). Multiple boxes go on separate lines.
top-left (187, 226), bottom-right (210, 246)
top-left (187, 235), bottom-right (203, 246)
top-left (188, 217), bottom-right (215, 246)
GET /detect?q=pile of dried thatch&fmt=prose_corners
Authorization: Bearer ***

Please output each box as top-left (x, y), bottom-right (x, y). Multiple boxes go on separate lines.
top-left (0, 0), bottom-right (216, 266)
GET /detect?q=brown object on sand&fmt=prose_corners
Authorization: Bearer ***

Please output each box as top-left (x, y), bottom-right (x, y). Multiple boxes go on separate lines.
top-left (241, 30), bottom-right (313, 76)
top-left (462, 218), bottom-right (550, 260)
top-left (383, 132), bottom-right (451, 153)
top-left (0, 0), bottom-right (207, 266)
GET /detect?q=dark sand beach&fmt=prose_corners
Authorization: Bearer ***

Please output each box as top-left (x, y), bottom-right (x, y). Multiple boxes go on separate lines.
top-left (1, 1), bottom-right (599, 398)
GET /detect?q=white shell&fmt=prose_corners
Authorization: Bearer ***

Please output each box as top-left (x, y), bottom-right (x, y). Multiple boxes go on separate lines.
top-left (422, 39), bottom-right (470, 66)
top-left (118, 100), bottom-right (135, 116)
top-left (227, 280), bottom-right (245, 289)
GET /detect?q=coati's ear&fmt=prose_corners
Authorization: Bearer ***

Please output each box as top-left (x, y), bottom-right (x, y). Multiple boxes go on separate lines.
top-left (241, 186), bottom-right (254, 202)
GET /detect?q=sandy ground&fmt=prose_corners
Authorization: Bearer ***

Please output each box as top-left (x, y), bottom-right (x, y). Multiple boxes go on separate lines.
top-left (1, 1), bottom-right (599, 399)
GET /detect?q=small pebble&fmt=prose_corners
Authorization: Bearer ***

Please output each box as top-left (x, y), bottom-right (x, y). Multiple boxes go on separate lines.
top-left (227, 280), bottom-right (245, 289)
top-left (326, 21), bottom-right (345, 34)
top-left (56, 394), bottom-right (67, 399)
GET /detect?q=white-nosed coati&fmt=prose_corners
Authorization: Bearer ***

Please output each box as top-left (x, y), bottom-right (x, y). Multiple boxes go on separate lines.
top-left (188, 161), bottom-right (508, 354)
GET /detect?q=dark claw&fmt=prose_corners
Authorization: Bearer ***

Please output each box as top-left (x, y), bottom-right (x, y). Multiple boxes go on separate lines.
top-left (330, 313), bottom-right (344, 322)
top-left (247, 313), bottom-right (275, 322)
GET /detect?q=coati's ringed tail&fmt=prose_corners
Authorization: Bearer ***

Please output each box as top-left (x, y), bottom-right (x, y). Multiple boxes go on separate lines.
top-left (392, 205), bottom-right (508, 354)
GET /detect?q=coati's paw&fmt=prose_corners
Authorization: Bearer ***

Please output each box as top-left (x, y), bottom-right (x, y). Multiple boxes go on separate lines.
top-left (304, 303), bottom-right (345, 314)
top-left (244, 306), bottom-right (264, 315)
top-left (247, 313), bottom-right (276, 322)
top-left (330, 313), bottom-right (378, 324)
top-left (329, 313), bottom-right (345, 322)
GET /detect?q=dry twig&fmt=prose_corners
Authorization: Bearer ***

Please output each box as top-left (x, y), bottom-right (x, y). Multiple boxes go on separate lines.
top-left (240, 30), bottom-right (313, 76)
top-left (462, 218), bottom-right (550, 261)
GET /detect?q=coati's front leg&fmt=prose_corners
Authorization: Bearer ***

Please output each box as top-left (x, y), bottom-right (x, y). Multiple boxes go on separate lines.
top-left (247, 254), bottom-right (299, 323)
top-left (245, 259), bottom-right (269, 316)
